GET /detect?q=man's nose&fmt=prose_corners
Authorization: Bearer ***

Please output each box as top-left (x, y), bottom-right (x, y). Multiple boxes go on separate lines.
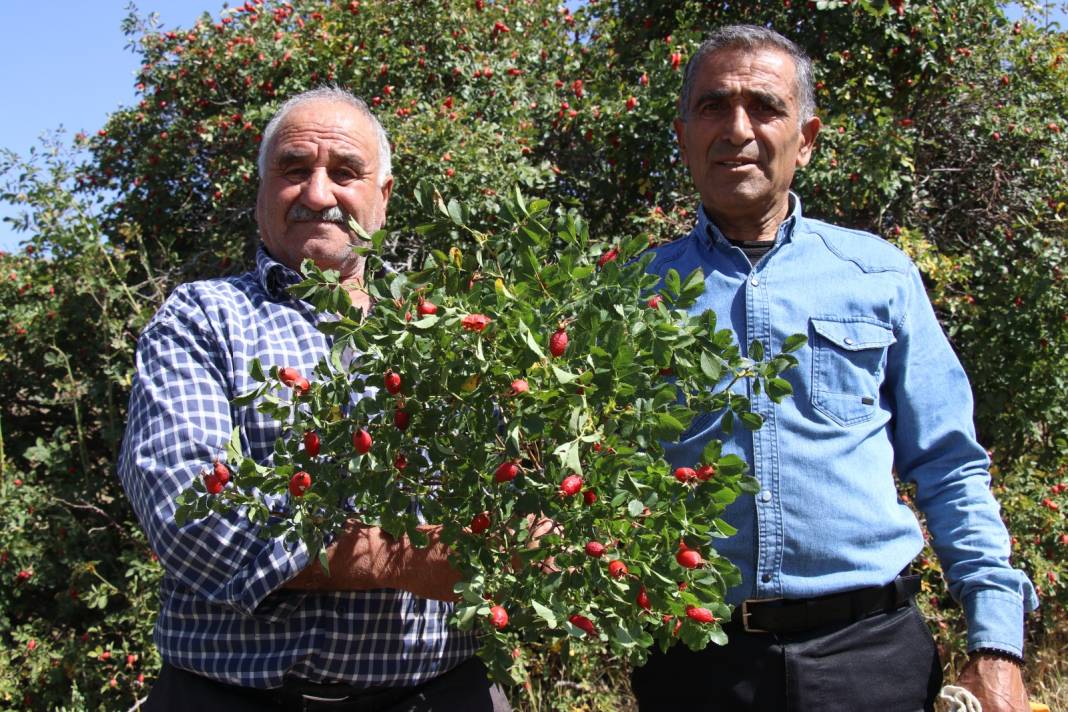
top-left (300, 168), bottom-right (336, 211)
top-left (723, 105), bottom-right (755, 145)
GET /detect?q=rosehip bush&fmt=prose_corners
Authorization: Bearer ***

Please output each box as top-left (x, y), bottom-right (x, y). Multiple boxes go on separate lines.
top-left (177, 190), bottom-right (804, 682)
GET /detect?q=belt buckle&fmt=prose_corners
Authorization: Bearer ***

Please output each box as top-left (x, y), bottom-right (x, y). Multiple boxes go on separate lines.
top-left (741, 597), bottom-right (782, 633)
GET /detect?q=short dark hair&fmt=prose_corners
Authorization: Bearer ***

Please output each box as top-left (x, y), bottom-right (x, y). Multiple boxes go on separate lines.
top-left (679, 25), bottom-right (816, 126)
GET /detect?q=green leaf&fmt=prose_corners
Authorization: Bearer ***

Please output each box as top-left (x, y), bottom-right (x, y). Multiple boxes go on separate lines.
top-left (447, 198), bottom-right (464, 226)
top-left (552, 364), bottom-right (578, 384)
top-left (700, 351), bottom-right (723, 382)
top-left (249, 358), bottom-right (266, 382)
top-left (738, 476), bottom-right (761, 494)
top-left (782, 334), bottom-right (807, 353)
top-left (740, 412), bottom-right (764, 430)
top-left (517, 320), bottom-right (545, 358)
top-left (721, 410), bottom-right (734, 435)
top-left (628, 499), bottom-right (645, 517)
top-left (766, 377), bottom-right (793, 402)
top-left (749, 340), bottom-right (765, 361)
top-left (531, 600), bottom-right (557, 628)
top-left (664, 268), bottom-right (681, 297)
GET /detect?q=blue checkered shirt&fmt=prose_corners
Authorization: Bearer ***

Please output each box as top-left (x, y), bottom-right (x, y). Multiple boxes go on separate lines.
top-left (118, 245), bottom-right (478, 689)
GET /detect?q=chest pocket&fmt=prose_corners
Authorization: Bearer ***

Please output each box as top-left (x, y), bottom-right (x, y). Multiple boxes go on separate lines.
top-left (810, 317), bottom-right (896, 426)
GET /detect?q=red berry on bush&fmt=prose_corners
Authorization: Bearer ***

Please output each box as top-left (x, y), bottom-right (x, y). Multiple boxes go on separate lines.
top-left (461, 313), bottom-right (492, 332)
top-left (510, 378), bottom-right (529, 395)
top-left (585, 541), bottom-right (605, 557)
top-left (695, 464), bottom-right (716, 481)
top-left (673, 466), bottom-right (697, 483)
top-left (278, 366), bottom-right (301, 386)
top-left (289, 471), bottom-right (311, 497)
top-left (583, 489), bottom-right (597, 505)
top-left (636, 586), bottom-right (651, 610)
top-left (686, 605), bottom-right (715, 623)
top-left (569, 614), bottom-right (597, 637)
top-left (489, 605), bottom-right (509, 629)
top-left (212, 461), bottom-right (231, 485)
top-left (470, 512), bottom-right (491, 534)
top-left (560, 474), bottom-right (583, 496)
top-left (384, 370), bottom-right (402, 394)
top-left (549, 328), bottom-right (569, 357)
top-left (597, 247), bottom-right (619, 268)
top-left (676, 545), bottom-right (702, 569)
top-left (203, 470), bottom-right (224, 494)
top-left (646, 294), bottom-right (664, 309)
top-left (417, 299), bottom-right (438, 316)
top-left (352, 428), bottom-right (373, 454)
top-left (608, 559), bottom-right (629, 578)
top-left (302, 431), bottom-right (320, 457)
top-left (394, 453), bottom-right (408, 470)
top-left (293, 377), bottom-right (310, 396)
top-left (494, 460), bottom-right (519, 483)
top-left (394, 408), bottom-right (411, 431)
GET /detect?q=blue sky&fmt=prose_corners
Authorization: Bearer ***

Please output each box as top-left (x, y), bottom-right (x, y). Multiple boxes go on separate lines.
top-left (0, 2), bottom-right (1064, 253)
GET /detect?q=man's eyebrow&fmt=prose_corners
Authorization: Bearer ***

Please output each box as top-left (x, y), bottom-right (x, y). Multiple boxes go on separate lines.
top-left (692, 87), bottom-right (789, 113)
top-left (273, 147), bottom-right (370, 173)
top-left (329, 148), bottom-right (369, 173)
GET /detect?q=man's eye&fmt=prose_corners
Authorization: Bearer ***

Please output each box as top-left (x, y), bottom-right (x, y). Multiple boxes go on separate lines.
top-left (284, 168), bottom-right (310, 180)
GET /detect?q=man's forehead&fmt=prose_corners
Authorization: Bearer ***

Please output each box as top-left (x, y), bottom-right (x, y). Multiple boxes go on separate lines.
top-left (690, 46), bottom-right (797, 98)
top-left (268, 101), bottom-right (376, 156)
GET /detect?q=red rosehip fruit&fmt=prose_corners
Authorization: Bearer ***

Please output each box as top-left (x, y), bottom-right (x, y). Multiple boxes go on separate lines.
top-left (676, 544), bottom-right (702, 569)
top-left (597, 247), bottom-right (619, 268)
top-left (292, 377), bottom-right (310, 396)
top-left (636, 586), bottom-right (651, 610)
top-left (302, 431), bottom-right (321, 457)
top-left (560, 474), bottom-right (583, 496)
top-left (352, 428), bottom-right (373, 454)
top-left (673, 467), bottom-right (697, 483)
top-left (461, 313), bottom-right (492, 332)
top-left (289, 471), bottom-right (311, 497)
top-left (583, 489), bottom-right (597, 505)
top-left (686, 605), bottom-right (715, 623)
top-left (549, 328), bottom-right (568, 357)
top-left (646, 294), bottom-right (664, 309)
top-left (695, 464), bottom-right (716, 481)
top-left (608, 560), bottom-right (629, 578)
top-left (394, 453), bottom-right (408, 470)
top-left (278, 366), bottom-right (301, 386)
top-left (494, 460), bottom-right (519, 483)
top-left (585, 541), bottom-right (605, 558)
top-left (489, 605), bottom-right (509, 629)
top-left (394, 408), bottom-right (411, 431)
top-left (417, 299), bottom-right (438, 316)
top-left (470, 512), bottom-right (491, 534)
top-left (384, 371), bottom-right (402, 395)
top-left (569, 614), bottom-right (597, 637)
top-left (203, 471), bottom-right (224, 495)
top-left (510, 378), bottom-right (529, 395)
top-left (212, 461), bottom-right (231, 485)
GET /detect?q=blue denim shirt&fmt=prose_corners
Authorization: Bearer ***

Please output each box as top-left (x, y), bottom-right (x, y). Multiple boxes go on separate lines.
top-left (646, 196), bottom-right (1038, 656)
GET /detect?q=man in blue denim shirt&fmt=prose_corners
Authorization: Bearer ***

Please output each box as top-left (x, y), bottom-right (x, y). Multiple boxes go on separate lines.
top-left (629, 26), bottom-right (1037, 712)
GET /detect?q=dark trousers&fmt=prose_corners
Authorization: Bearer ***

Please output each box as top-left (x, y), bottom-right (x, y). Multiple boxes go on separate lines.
top-left (631, 603), bottom-right (942, 712)
top-left (145, 656), bottom-right (511, 712)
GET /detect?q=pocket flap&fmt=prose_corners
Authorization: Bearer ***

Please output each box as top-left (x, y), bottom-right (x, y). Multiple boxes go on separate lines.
top-left (811, 318), bottom-right (896, 351)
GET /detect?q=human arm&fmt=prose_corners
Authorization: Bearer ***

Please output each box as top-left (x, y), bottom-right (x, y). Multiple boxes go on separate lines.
top-left (886, 266), bottom-right (1037, 705)
top-left (956, 653), bottom-right (1029, 712)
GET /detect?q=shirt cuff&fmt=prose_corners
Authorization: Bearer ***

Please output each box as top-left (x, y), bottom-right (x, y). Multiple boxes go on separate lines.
top-left (963, 589), bottom-right (1027, 658)
top-left (228, 535), bottom-right (312, 620)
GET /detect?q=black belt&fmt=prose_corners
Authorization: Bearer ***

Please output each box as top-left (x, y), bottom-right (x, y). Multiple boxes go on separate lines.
top-left (733, 575), bottom-right (921, 635)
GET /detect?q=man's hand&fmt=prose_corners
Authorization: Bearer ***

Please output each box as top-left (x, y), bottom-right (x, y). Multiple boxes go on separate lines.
top-left (955, 653), bottom-right (1029, 712)
top-left (284, 521), bottom-right (461, 601)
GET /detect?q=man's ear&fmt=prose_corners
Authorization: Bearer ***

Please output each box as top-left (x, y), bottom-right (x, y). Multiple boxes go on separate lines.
top-left (380, 176), bottom-right (394, 208)
top-left (673, 116), bottom-right (689, 167)
top-left (795, 115), bottom-right (822, 168)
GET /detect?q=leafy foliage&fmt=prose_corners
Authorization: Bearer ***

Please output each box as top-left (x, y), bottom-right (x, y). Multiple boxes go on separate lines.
top-left (0, 0), bottom-right (1064, 707)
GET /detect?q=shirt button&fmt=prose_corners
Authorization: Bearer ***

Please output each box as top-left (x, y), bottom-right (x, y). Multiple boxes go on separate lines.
top-left (750, 276), bottom-right (760, 286)
top-left (761, 573), bottom-right (772, 583)
top-left (759, 490), bottom-right (772, 503)
top-left (844, 337), bottom-right (854, 345)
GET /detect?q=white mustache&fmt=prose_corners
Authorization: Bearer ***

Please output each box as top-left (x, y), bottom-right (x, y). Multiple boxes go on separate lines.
top-left (289, 205), bottom-right (348, 223)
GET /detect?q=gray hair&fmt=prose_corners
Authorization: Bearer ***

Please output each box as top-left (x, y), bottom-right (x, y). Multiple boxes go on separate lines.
top-left (679, 25), bottom-right (816, 127)
top-left (257, 86), bottom-right (392, 186)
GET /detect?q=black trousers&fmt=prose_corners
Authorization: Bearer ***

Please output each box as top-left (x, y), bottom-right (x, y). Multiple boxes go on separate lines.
top-left (145, 656), bottom-right (511, 712)
top-left (630, 603), bottom-right (942, 712)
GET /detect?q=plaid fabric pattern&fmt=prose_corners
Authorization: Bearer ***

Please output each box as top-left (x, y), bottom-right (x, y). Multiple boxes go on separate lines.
top-left (118, 246), bottom-right (477, 689)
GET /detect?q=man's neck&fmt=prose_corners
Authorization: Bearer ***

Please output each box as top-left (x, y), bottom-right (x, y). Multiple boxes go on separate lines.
top-left (707, 197), bottom-right (791, 243)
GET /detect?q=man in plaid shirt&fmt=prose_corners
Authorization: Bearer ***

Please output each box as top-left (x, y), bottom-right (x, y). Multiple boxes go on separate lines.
top-left (118, 87), bottom-right (509, 711)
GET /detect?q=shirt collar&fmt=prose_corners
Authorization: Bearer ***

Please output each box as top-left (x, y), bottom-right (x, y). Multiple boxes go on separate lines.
top-left (255, 244), bottom-right (304, 300)
top-left (698, 192), bottom-right (803, 248)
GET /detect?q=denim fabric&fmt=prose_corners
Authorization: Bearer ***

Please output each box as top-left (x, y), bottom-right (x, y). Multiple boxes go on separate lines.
top-left (118, 246), bottom-right (477, 688)
top-left (646, 196), bottom-right (1038, 656)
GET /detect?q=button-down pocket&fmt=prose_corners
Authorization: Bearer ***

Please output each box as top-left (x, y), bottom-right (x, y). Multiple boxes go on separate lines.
top-left (810, 317), bottom-right (896, 426)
